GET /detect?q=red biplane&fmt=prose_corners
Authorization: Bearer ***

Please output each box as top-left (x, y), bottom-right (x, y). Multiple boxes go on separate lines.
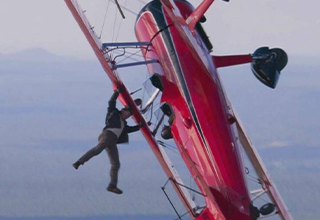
top-left (64, 0), bottom-right (292, 219)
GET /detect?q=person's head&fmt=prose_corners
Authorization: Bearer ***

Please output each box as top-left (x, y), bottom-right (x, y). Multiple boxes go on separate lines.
top-left (120, 107), bottom-right (132, 120)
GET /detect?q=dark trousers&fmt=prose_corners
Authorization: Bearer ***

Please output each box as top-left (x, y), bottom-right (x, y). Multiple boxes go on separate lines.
top-left (77, 130), bottom-right (120, 186)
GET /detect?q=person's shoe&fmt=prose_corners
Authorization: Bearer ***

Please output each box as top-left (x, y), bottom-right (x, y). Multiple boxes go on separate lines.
top-left (107, 184), bottom-right (123, 194)
top-left (72, 162), bottom-right (81, 170)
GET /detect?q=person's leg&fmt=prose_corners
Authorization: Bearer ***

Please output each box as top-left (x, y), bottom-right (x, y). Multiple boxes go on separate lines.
top-left (105, 144), bottom-right (120, 187)
top-left (73, 131), bottom-right (117, 168)
top-left (105, 140), bottom-right (124, 194)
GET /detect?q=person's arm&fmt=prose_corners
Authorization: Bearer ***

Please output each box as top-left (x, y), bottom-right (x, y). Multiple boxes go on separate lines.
top-left (107, 90), bottom-right (119, 114)
top-left (126, 122), bottom-right (144, 133)
top-left (126, 125), bottom-right (140, 133)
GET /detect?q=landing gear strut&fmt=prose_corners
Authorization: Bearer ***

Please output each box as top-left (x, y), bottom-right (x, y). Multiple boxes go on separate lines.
top-left (250, 204), bottom-right (260, 220)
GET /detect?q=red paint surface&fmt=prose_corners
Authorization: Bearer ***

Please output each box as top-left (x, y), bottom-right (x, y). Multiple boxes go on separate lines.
top-left (135, 1), bottom-right (252, 219)
top-left (65, 0), bottom-right (292, 219)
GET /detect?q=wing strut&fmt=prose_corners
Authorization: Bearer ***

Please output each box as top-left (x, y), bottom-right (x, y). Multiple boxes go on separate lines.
top-left (162, 179), bottom-right (183, 220)
top-left (234, 110), bottom-right (294, 220)
top-left (162, 177), bottom-right (206, 220)
top-left (65, 1), bottom-right (205, 218)
top-left (115, 0), bottom-right (125, 19)
top-left (103, 42), bottom-right (151, 49)
top-left (112, 60), bottom-right (158, 70)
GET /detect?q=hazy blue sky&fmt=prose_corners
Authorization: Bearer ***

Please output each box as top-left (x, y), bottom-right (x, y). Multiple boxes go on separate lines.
top-left (0, 0), bottom-right (319, 59)
top-left (1, 1), bottom-right (320, 219)
top-left (1, 47), bottom-right (319, 220)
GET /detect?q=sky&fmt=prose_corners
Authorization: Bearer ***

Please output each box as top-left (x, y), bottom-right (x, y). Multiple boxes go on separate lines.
top-left (0, 0), bottom-right (320, 60)
top-left (1, 0), bottom-right (320, 219)
top-left (1, 43), bottom-right (320, 220)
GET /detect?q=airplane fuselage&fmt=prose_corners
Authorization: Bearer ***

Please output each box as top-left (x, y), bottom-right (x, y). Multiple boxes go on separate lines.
top-left (136, 1), bottom-right (252, 219)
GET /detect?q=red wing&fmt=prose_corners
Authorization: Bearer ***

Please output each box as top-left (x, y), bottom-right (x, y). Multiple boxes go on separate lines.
top-left (65, 0), bottom-right (120, 86)
top-left (234, 110), bottom-right (294, 220)
top-left (65, 0), bottom-right (198, 216)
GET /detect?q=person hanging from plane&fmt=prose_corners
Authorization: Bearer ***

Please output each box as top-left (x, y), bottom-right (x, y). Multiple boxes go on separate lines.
top-left (72, 88), bottom-right (143, 194)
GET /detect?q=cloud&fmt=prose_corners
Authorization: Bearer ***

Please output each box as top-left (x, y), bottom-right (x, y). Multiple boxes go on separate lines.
top-left (271, 161), bottom-right (284, 169)
top-left (269, 141), bottom-right (289, 148)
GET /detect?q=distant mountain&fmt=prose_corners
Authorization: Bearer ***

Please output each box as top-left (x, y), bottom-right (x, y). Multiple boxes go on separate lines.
top-left (0, 48), bottom-right (79, 63)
